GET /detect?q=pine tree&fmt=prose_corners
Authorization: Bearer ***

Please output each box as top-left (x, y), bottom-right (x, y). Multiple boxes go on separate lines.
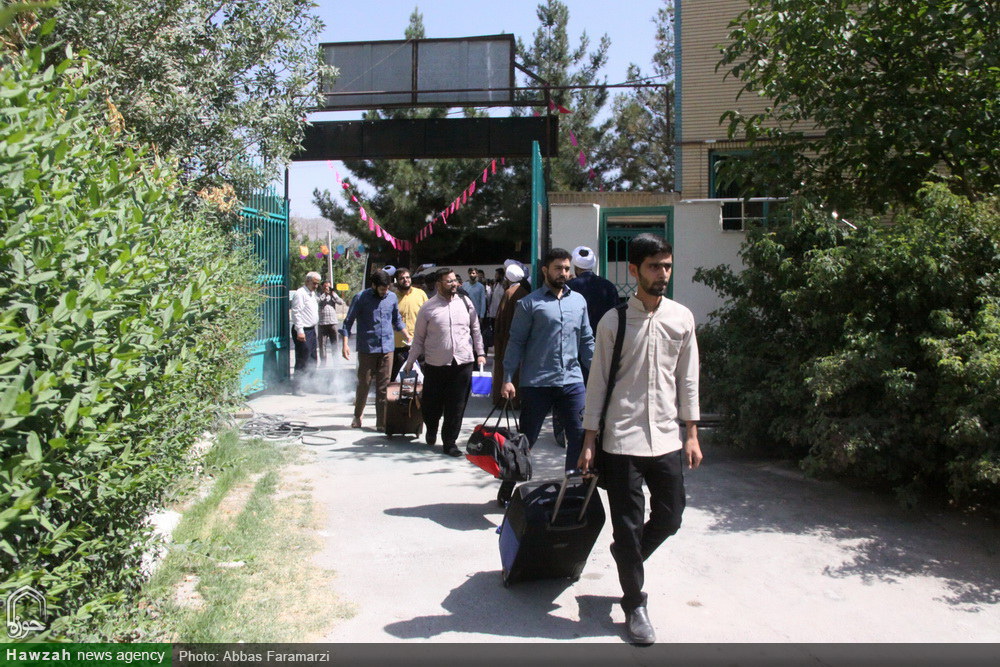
top-left (313, 9), bottom-right (529, 267)
top-left (515, 0), bottom-right (611, 192)
top-left (601, 1), bottom-right (674, 192)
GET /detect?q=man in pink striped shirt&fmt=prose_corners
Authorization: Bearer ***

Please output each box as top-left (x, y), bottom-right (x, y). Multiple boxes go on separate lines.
top-left (403, 268), bottom-right (485, 457)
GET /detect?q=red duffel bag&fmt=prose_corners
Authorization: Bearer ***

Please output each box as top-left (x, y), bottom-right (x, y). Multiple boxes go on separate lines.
top-left (466, 401), bottom-right (532, 482)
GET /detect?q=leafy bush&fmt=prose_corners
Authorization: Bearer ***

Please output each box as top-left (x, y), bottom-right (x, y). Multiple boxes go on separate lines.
top-left (0, 43), bottom-right (261, 637)
top-left (696, 186), bottom-right (1000, 506)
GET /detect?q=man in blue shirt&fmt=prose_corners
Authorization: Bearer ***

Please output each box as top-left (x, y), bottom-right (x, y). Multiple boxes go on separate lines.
top-left (499, 248), bottom-right (595, 506)
top-left (341, 269), bottom-right (407, 430)
top-left (464, 267), bottom-right (487, 325)
top-left (548, 246), bottom-right (620, 445)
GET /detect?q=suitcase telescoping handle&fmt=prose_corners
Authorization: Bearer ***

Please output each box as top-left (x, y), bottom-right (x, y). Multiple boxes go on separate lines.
top-left (550, 469), bottom-right (600, 527)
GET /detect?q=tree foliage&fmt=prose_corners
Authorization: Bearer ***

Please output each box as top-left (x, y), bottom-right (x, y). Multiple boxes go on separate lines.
top-left (515, 0), bottom-right (610, 192)
top-left (315, 1), bottom-right (618, 268)
top-left (37, 0), bottom-right (330, 196)
top-left (313, 9), bottom-right (530, 268)
top-left (601, 1), bottom-right (674, 192)
top-left (696, 185), bottom-right (1000, 506)
top-left (0, 40), bottom-right (262, 637)
top-left (718, 0), bottom-right (1000, 213)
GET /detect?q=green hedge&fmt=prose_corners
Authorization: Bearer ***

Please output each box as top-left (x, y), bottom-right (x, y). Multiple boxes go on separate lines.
top-left (696, 186), bottom-right (1000, 506)
top-left (0, 45), bottom-right (261, 637)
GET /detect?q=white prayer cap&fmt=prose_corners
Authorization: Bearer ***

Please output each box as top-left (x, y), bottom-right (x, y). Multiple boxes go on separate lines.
top-left (505, 264), bottom-right (525, 282)
top-left (382, 264), bottom-right (397, 276)
top-left (571, 246), bottom-right (597, 271)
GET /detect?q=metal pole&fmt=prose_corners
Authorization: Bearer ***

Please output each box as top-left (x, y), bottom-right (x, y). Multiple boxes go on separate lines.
top-left (327, 229), bottom-right (334, 283)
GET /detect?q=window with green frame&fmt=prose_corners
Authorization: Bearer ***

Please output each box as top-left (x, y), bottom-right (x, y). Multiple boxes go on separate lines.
top-left (709, 151), bottom-right (781, 230)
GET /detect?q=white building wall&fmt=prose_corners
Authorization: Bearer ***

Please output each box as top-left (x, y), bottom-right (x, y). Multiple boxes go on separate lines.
top-left (672, 201), bottom-right (745, 325)
top-left (551, 204), bottom-right (601, 262)
top-left (546, 200), bottom-right (746, 326)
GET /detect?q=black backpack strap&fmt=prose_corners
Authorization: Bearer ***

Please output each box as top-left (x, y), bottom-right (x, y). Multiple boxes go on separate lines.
top-left (598, 302), bottom-right (629, 445)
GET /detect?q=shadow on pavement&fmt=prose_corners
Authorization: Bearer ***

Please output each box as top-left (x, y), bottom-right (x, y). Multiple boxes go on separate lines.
top-left (385, 502), bottom-right (500, 531)
top-left (691, 443), bottom-right (1000, 611)
top-left (383, 571), bottom-right (620, 640)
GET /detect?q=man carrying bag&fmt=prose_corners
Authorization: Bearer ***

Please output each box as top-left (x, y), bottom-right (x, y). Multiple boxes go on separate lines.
top-left (577, 234), bottom-right (702, 646)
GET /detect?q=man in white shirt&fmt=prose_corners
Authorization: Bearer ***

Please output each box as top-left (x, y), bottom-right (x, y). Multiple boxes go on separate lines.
top-left (577, 234), bottom-right (703, 645)
top-left (290, 271), bottom-right (321, 396)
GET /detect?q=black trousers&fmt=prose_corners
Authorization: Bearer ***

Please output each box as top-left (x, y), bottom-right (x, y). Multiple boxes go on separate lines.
top-left (390, 346), bottom-right (409, 381)
top-left (421, 360), bottom-right (473, 447)
top-left (604, 449), bottom-right (686, 612)
top-left (292, 326), bottom-right (317, 386)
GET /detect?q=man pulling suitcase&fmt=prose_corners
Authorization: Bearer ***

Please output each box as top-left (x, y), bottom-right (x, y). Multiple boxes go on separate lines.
top-left (403, 268), bottom-right (485, 457)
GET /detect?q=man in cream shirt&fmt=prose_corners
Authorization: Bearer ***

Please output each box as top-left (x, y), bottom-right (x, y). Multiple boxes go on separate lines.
top-left (578, 233), bottom-right (702, 645)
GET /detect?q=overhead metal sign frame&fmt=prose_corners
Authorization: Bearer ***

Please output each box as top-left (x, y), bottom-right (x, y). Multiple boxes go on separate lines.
top-left (320, 34), bottom-right (517, 111)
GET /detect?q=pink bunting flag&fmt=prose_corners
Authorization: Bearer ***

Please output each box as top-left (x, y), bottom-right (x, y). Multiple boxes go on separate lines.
top-left (342, 182), bottom-right (350, 190)
top-left (533, 110), bottom-right (541, 117)
top-left (469, 180), bottom-right (476, 195)
top-left (491, 159), bottom-right (497, 174)
top-left (376, 226), bottom-right (383, 239)
top-left (359, 207), bottom-right (367, 221)
top-left (548, 100), bottom-right (557, 112)
top-left (501, 157), bottom-right (506, 166)
top-left (351, 195), bottom-right (358, 203)
top-left (578, 151), bottom-right (586, 167)
top-left (368, 219), bottom-right (375, 231)
top-left (589, 169), bottom-right (597, 180)
top-left (569, 130), bottom-right (578, 147)
top-left (441, 211), bottom-right (448, 225)
top-left (483, 167), bottom-right (488, 183)
top-left (335, 170), bottom-right (341, 183)
top-left (462, 191), bottom-right (468, 204)
top-left (558, 105), bottom-right (571, 114)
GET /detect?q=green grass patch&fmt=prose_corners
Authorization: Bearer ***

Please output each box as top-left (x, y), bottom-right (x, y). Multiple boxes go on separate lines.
top-left (102, 430), bottom-right (353, 642)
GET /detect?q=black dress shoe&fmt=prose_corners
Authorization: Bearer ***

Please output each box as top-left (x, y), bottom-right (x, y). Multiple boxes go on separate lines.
top-left (443, 444), bottom-right (462, 457)
top-left (626, 607), bottom-right (656, 645)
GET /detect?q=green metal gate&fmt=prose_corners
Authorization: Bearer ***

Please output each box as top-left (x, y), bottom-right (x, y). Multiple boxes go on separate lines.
top-left (238, 187), bottom-right (290, 394)
top-left (530, 140), bottom-right (547, 287)
top-left (599, 206), bottom-right (674, 299)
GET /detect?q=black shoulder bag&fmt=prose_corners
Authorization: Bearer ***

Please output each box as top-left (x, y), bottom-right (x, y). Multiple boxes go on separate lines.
top-left (594, 302), bottom-right (628, 489)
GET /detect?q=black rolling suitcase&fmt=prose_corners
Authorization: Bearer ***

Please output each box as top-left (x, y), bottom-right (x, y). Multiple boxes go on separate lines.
top-left (384, 370), bottom-right (423, 437)
top-left (497, 471), bottom-right (605, 587)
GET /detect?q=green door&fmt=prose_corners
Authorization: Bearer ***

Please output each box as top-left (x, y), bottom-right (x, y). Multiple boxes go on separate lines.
top-left (599, 206), bottom-right (674, 299)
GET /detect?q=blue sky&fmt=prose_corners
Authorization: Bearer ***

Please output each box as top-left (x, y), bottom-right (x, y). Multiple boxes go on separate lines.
top-left (288, 0), bottom-right (667, 218)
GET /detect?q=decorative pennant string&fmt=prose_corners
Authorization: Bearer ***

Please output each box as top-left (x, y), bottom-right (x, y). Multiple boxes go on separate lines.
top-left (326, 156), bottom-right (510, 251)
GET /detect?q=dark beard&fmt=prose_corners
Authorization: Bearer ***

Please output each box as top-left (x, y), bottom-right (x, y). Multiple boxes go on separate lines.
top-left (643, 280), bottom-right (668, 296)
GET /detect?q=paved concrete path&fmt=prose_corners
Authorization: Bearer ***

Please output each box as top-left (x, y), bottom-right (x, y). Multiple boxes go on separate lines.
top-left (247, 356), bottom-right (1000, 644)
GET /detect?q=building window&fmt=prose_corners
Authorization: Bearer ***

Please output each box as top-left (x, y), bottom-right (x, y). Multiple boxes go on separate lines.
top-left (709, 151), bottom-right (781, 230)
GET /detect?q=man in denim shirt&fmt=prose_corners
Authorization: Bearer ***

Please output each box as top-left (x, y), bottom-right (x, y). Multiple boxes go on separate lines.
top-left (499, 248), bottom-right (595, 506)
top-left (341, 269), bottom-right (407, 430)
